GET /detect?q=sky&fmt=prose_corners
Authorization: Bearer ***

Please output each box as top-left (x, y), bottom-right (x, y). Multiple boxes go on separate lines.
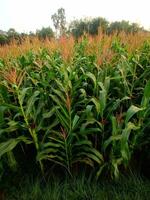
top-left (0, 0), bottom-right (150, 33)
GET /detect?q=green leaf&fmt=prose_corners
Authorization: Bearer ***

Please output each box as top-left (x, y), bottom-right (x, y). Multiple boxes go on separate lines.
top-left (50, 94), bottom-right (69, 119)
top-left (43, 141), bottom-right (64, 149)
top-left (25, 90), bottom-right (40, 117)
top-left (143, 80), bottom-right (150, 98)
top-left (73, 140), bottom-right (92, 147)
top-left (104, 76), bottom-right (110, 92)
top-left (0, 136), bottom-right (31, 158)
top-left (0, 121), bottom-right (19, 135)
top-left (112, 158), bottom-right (123, 179)
top-left (86, 72), bottom-right (97, 89)
top-left (99, 89), bottom-right (107, 116)
top-left (125, 105), bottom-right (143, 124)
top-left (43, 107), bottom-right (57, 119)
top-left (19, 87), bottom-right (31, 105)
top-left (96, 163), bottom-right (108, 178)
top-left (72, 115), bottom-right (80, 130)
top-left (111, 116), bottom-right (118, 136)
top-left (0, 106), bottom-right (7, 124)
top-left (75, 152), bottom-right (102, 165)
top-left (141, 80), bottom-right (150, 108)
top-left (52, 88), bottom-right (66, 103)
top-left (103, 135), bottom-right (122, 151)
top-left (91, 97), bottom-right (100, 114)
top-left (121, 122), bottom-right (139, 163)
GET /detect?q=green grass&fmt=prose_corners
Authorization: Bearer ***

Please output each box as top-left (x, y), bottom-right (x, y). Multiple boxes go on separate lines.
top-left (3, 174), bottom-right (150, 200)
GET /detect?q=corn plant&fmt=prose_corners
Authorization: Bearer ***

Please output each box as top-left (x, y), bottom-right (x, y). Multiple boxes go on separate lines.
top-left (0, 36), bottom-right (150, 179)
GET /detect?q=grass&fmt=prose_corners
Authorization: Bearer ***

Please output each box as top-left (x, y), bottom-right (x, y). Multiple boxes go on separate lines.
top-left (2, 173), bottom-right (150, 200)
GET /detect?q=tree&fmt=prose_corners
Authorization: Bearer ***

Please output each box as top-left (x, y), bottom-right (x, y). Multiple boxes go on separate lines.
top-left (0, 34), bottom-right (8, 45)
top-left (7, 28), bottom-right (19, 39)
top-left (69, 17), bottom-right (109, 38)
top-left (107, 20), bottom-right (143, 34)
top-left (130, 23), bottom-right (143, 33)
top-left (69, 19), bottom-right (87, 38)
top-left (36, 27), bottom-right (54, 40)
top-left (51, 8), bottom-right (66, 37)
top-left (7, 28), bottom-right (23, 44)
top-left (88, 17), bottom-right (109, 35)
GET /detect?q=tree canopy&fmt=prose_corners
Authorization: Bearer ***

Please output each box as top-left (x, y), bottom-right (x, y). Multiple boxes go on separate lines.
top-left (51, 8), bottom-right (66, 37)
top-left (36, 27), bottom-right (54, 39)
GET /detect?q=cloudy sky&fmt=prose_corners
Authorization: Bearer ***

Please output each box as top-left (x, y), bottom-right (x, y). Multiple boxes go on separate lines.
top-left (0, 0), bottom-right (150, 32)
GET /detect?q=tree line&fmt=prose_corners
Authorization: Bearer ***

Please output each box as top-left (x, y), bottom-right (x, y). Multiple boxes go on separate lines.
top-left (0, 8), bottom-right (146, 45)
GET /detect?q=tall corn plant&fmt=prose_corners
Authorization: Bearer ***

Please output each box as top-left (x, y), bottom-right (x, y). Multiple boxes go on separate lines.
top-left (0, 61), bottom-right (58, 170)
top-left (37, 61), bottom-right (103, 175)
top-left (102, 80), bottom-right (150, 179)
top-left (0, 67), bottom-right (34, 168)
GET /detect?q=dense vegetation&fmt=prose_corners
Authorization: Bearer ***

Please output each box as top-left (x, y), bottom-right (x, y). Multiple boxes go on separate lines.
top-left (2, 173), bottom-right (150, 200)
top-left (0, 32), bottom-right (150, 199)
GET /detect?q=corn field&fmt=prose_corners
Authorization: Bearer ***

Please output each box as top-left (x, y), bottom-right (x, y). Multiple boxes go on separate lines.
top-left (0, 33), bottom-right (150, 179)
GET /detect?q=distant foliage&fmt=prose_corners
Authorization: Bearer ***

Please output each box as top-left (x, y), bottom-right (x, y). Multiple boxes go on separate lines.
top-left (69, 17), bottom-right (109, 38)
top-left (0, 35), bottom-right (8, 45)
top-left (107, 20), bottom-right (143, 34)
top-left (69, 18), bottom-right (144, 38)
top-left (36, 27), bottom-right (54, 40)
top-left (0, 28), bottom-right (21, 45)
